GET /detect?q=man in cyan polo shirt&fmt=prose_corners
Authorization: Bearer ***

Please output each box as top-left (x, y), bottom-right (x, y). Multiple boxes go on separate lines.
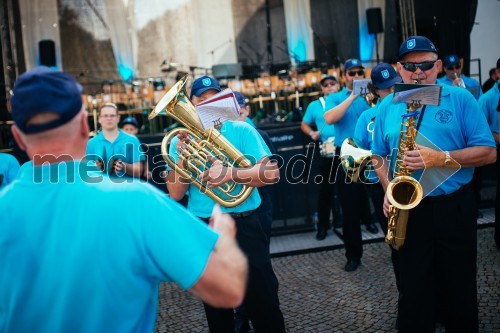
top-left (437, 54), bottom-right (482, 100)
top-left (1, 66), bottom-right (248, 333)
top-left (372, 36), bottom-right (496, 332)
top-left (324, 59), bottom-right (375, 272)
top-left (87, 103), bottom-right (145, 178)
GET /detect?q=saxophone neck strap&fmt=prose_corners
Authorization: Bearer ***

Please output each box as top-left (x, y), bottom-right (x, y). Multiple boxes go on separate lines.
top-left (415, 105), bottom-right (427, 132)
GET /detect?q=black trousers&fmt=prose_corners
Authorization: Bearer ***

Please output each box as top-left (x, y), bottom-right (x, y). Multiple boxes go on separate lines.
top-left (337, 166), bottom-right (365, 261)
top-left (201, 212), bottom-right (286, 333)
top-left (397, 184), bottom-right (478, 333)
top-left (495, 145), bottom-right (500, 248)
top-left (367, 182), bottom-right (400, 291)
top-left (317, 156), bottom-right (340, 231)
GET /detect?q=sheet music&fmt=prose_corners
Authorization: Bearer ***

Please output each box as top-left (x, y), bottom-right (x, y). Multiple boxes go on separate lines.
top-left (393, 83), bottom-right (442, 106)
top-left (195, 88), bottom-right (240, 129)
top-left (352, 79), bottom-right (371, 96)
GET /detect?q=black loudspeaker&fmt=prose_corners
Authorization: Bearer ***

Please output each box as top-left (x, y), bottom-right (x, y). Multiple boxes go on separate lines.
top-left (366, 8), bottom-right (384, 34)
top-left (38, 40), bottom-right (56, 67)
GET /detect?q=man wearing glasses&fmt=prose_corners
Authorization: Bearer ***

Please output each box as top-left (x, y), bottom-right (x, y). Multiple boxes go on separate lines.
top-left (86, 103), bottom-right (145, 178)
top-left (301, 75), bottom-right (340, 240)
top-left (438, 54), bottom-right (482, 100)
top-left (324, 59), bottom-right (375, 272)
top-left (371, 36), bottom-right (496, 332)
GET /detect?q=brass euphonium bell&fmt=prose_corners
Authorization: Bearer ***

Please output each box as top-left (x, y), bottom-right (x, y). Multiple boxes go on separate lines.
top-left (149, 75), bottom-right (254, 207)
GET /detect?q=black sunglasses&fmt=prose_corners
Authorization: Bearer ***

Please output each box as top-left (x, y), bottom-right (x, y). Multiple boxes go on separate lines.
top-left (322, 81), bottom-right (337, 87)
top-left (400, 61), bottom-right (436, 72)
top-left (347, 70), bottom-right (364, 77)
top-left (446, 65), bottom-right (461, 71)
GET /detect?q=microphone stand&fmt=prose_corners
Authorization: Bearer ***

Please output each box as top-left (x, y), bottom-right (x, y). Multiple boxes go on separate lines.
top-left (207, 39), bottom-right (232, 65)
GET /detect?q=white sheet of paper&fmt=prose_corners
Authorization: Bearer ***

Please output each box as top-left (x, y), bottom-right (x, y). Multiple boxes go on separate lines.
top-left (195, 88), bottom-right (240, 129)
top-left (353, 79), bottom-right (371, 96)
top-left (393, 83), bottom-right (442, 106)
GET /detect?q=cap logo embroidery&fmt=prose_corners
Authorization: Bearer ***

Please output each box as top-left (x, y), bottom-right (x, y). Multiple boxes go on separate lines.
top-left (407, 39), bottom-right (416, 49)
top-left (381, 69), bottom-right (390, 79)
top-left (450, 56), bottom-right (455, 62)
top-left (352, 60), bottom-right (358, 65)
top-left (202, 78), bottom-right (211, 86)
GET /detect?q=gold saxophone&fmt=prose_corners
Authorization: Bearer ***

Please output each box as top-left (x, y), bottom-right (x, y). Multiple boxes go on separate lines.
top-left (149, 75), bottom-right (254, 208)
top-left (385, 99), bottom-right (424, 250)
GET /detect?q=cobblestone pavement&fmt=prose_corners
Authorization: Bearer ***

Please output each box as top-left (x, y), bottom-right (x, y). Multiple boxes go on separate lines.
top-left (155, 227), bottom-right (500, 332)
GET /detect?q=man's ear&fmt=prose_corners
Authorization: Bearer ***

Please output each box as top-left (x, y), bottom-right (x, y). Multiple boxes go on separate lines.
top-left (11, 125), bottom-right (27, 152)
top-left (80, 110), bottom-right (89, 138)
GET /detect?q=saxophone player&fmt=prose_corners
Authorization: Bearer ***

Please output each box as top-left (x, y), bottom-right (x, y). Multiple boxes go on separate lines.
top-left (371, 36), bottom-right (496, 333)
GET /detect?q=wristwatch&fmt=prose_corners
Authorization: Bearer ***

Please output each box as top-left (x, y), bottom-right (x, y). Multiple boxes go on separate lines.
top-left (444, 151), bottom-right (451, 167)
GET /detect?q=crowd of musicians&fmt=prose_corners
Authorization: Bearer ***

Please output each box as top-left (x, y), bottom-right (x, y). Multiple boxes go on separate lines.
top-left (1, 35), bottom-right (499, 333)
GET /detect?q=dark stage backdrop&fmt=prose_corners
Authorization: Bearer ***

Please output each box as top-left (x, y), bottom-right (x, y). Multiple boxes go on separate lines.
top-left (413, 0), bottom-right (478, 76)
top-left (57, 0), bottom-right (121, 95)
top-left (309, 0), bottom-right (359, 68)
top-left (232, 0), bottom-right (289, 76)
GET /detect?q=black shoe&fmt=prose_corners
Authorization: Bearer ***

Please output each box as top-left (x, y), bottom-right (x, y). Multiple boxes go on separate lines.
top-left (316, 228), bottom-right (327, 240)
top-left (366, 222), bottom-right (379, 234)
top-left (344, 259), bottom-right (360, 272)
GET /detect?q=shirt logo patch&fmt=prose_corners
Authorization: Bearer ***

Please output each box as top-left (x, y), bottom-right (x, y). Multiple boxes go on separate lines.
top-left (435, 109), bottom-right (453, 124)
top-left (381, 69), bottom-right (389, 79)
top-left (202, 78), bottom-right (211, 86)
top-left (407, 39), bottom-right (416, 49)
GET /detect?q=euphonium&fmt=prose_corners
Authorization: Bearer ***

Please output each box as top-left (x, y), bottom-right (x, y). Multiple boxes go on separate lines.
top-left (385, 100), bottom-right (424, 250)
top-left (149, 75), bottom-right (254, 208)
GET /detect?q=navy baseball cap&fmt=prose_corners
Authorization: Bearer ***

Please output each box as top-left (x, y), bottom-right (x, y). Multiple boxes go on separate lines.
top-left (121, 116), bottom-right (138, 128)
top-left (344, 58), bottom-right (364, 72)
top-left (443, 54), bottom-right (461, 68)
top-left (190, 76), bottom-right (221, 99)
top-left (11, 66), bottom-right (83, 134)
top-left (371, 63), bottom-right (402, 90)
top-left (320, 75), bottom-right (338, 85)
top-left (233, 91), bottom-right (247, 107)
top-left (398, 36), bottom-right (438, 61)
top-left (496, 57), bottom-right (500, 69)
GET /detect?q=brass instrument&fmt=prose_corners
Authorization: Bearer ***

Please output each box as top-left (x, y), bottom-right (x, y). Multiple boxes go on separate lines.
top-left (340, 138), bottom-right (372, 183)
top-left (385, 100), bottom-right (424, 249)
top-left (149, 75), bottom-right (254, 208)
top-left (454, 73), bottom-right (466, 88)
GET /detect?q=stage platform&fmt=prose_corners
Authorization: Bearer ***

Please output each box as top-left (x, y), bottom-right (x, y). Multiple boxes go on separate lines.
top-left (155, 208), bottom-right (499, 333)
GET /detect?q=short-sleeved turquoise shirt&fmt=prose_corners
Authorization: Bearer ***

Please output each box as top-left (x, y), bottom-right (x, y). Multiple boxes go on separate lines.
top-left (478, 82), bottom-right (499, 137)
top-left (372, 85), bottom-right (495, 196)
top-left (353, 102), bottom-right (380, 183)
top-left (302, 97), bottom-right (336, 142)
top-left (437, 75), bottom-right (483, 100)
top-left (0, 161), bottom-right (218, 332)
top-left (169, 120), bottom-right (271, 218)
top-left (325, 87), bottom-right (371, 144)
top-left (86, 130), bottom-right (146, 174)
top-left (0, 153), bottom-right (20, 190)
